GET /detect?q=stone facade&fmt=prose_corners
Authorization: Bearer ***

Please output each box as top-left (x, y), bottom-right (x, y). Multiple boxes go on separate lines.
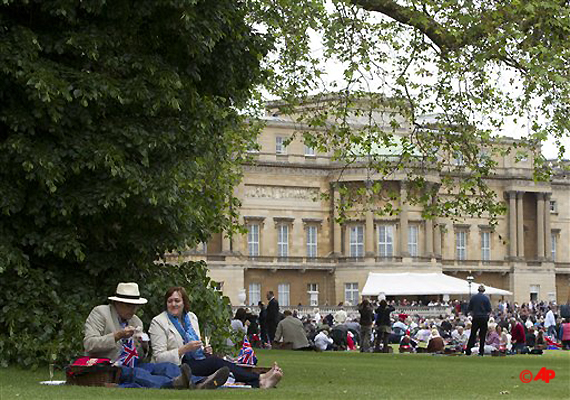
top-left (171, 112), bottom-right (570, 307)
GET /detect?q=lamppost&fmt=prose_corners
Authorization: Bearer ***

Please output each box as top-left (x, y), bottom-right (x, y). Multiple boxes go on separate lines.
top-left (467, 274), bottom-right (475, 299)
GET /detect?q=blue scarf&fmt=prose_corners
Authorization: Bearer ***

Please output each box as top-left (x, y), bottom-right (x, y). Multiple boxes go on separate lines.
top-left (167, 313), bottom-right (205, 360)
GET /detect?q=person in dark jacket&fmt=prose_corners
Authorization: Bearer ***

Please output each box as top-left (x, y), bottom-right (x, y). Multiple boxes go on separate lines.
top-left (374, 299), bottom-right (395, 352)
top-left (266, 291), bottom-right (280, 343)
top-left (465, 284), bottom-right (492, 356)
top-left (358, 300), bottom-right (374, 352)
top-left (257, 301), bottom-right (268, 346)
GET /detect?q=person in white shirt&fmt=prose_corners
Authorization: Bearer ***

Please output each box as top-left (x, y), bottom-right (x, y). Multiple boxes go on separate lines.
top-left (314, 329), bottom-right (333, 351)
top-left (544, 307), bottom-right (557, 338)
top-left (414, 324), bottom-right (432, 343)
top-left (334, 304), bottom-right (348, 325)
top-left (451, 326), bottom-right (469, 346)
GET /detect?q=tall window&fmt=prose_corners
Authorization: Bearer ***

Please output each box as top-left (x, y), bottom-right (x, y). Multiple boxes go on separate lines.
top-left (247, 224), bottom-right (259, 256)
top-left (278, 283), bottom-right (290, 306)
top-left (344, 283), bottom-right (359, 306)
top-left (408, 225), bottom-right (419, 256)
top-left (248, 283), bottom-right (261, 306)
top-left (456, 231), bottom-right (467, 260)
top-left (378, 224), bottom-right (394, 257)
top-left (277, 224), bottom-right (289, 257)
top-left (275, 136), bottom-right (286, 155)
top-left (481, 231), bottom-right (491, 261)
top-left (307, 283), bottom-right (319, 306)
top-left (306, 225), bottom-right (317, 258)
top-left (350, 225), bottom-right (364, 258)
top-left (551, 233), bottom-right (557, 261)
top-left (304, 145), bottom-right (315, 156)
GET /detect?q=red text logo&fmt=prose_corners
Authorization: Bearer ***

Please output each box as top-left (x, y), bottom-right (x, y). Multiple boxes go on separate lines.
top-left (519, 368), bottom-right (556, 383)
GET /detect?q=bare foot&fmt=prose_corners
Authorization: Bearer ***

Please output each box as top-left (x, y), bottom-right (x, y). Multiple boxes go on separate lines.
top-left (260, 363), bottom-right (283, 389)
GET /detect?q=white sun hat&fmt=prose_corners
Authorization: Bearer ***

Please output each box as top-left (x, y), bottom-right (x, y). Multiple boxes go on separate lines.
top-left (108, 282), bottom-right (148, 305)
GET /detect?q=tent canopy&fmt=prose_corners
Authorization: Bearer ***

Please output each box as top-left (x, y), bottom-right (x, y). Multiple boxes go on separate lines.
top-left (361, 272), bottom-right (512, 296)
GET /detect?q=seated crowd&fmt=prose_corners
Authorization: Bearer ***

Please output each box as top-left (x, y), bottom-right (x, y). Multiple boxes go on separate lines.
top-left (233, 295), bottom-right (570, 355)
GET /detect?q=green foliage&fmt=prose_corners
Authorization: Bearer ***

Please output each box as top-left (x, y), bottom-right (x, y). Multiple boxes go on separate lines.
top-left (0, 0), bottom-right (266, 367)
top-left (0, 260), bottom-right (232, 368)
top-left (248, 0), bottom-right (570, 223)
top-left (0, 0), bottom-right (269, 276)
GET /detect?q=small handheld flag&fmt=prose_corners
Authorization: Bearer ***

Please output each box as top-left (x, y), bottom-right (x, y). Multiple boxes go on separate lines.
top-left (237, 336), bottom-right (257, 365)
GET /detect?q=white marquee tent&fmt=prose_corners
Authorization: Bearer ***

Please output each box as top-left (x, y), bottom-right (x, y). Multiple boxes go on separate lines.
top-left (361, 272), bottom-right (512, 297)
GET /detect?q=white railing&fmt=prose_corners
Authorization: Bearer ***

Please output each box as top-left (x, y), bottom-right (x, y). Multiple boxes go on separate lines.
top-left (231, 305), bottom-right (452, 318)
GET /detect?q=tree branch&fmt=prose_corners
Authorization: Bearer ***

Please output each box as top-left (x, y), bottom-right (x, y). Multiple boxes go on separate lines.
top-left (352, 0), bottom-right (459, 51)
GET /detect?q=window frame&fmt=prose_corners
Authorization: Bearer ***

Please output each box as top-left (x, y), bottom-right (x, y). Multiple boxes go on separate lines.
top-left (248, 283), bottom-right (261, 306)
top-left (275, 136), bottom-right (286, 155)
top-left (306, 225), bottom-right (318, 258)
top-left (349, 225), bottom-right (364, 258)
top-left (377, 224), bottom-right (394, 257)
top-left (247, 223), bottom-right (260, 256)
top-left (344, 282), bottom-right (359, 306)
top-left (408, 225), bottom-right (419, 257)
top-left (278, 283), bottom-right (290, 307)
top-left (481, 231), bottom-right (491, 261)
top-left (456, 230), bottom-right (467, 260)
top-left (277, 224), bottom-right (289, 258)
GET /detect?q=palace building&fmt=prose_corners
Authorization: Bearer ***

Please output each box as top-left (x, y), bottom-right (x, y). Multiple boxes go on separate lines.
top-left (170, 103), bottom-right (570, 307)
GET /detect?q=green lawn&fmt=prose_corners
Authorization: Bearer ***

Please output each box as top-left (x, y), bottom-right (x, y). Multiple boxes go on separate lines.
top-left (1, 350), bottom-right (569, 399)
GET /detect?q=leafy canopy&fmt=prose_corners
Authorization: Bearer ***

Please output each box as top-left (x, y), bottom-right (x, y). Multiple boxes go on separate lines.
top-left (0, 0), bottom-right (268, 366)
top-left (248, 0), bottom-right (570, 221)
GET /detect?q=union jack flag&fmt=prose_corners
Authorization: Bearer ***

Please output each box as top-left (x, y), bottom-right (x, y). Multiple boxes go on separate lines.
top-left (117, 338), bottom-right (139, 368)
top-left (237, 336), bottom-right (257, 365)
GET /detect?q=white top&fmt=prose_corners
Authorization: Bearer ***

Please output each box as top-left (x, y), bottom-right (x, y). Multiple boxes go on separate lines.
top-left (314, 331), bottom-right (333, 351)
top-left (544, 310), bottom-right (556, 328)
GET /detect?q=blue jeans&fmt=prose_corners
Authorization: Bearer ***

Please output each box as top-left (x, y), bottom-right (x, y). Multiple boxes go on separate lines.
top-left (119, 362), bottom-right (181, 389)
top-left (547, 325), bottom-right (557, 339)
top-left (184, 355), bottom-right (260, 387)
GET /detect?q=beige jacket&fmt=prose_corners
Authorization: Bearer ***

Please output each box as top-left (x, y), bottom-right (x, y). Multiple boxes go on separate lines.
top-left (275, 316), bottom-right (310, 349)
top-left (83, 304), bottom-right (145, 361)
top-left (148, 310), bottom-right (200, 365)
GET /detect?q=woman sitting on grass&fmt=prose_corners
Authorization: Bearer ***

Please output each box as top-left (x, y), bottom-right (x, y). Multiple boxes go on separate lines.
top-left (149, 286), bottom-right (283, 389)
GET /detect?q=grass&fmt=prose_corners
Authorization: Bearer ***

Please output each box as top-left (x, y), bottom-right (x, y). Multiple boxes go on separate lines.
top-left (1, 349), bottom-right (569, 399)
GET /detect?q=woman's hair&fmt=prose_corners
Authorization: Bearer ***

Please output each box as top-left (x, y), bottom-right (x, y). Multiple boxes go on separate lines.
top-left (164, 286), bottom-right (191, 314)
top-left (234, 307), bottom-right (247, 322)
top-left (379, 299), bottom-right (387, 308)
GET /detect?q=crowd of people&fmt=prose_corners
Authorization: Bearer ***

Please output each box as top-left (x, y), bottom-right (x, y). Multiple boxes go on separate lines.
top-left (83, 282), bottom-right (568, 390)
top-left (232, 287), bottom-right (570, 356)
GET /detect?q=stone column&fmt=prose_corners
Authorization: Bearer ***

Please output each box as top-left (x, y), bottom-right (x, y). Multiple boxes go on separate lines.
top-left (508, 191), bottom-right (517, 259)
top-left (399, 183), bottom-right (409, 256)
top-left (333, 187), bottom-right (342, 256)
top-left (516, 191), bottom-right (525, 259)
top-left (544, 193), bottom-right (552, 261)
top-left (365, 209), bottom-right (375, 257)
top-left (536, 193), bottom-right (545, 260)
top-left (221, 231), bottom-right (232, 254)
top-left (434, 223), bottom-right (442, 258)
top-left (425, 219), bottom-right (433, 258)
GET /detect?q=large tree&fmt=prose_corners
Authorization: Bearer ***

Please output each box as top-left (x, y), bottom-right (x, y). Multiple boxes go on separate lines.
top-left (0, 0), bottom-right (268, 366)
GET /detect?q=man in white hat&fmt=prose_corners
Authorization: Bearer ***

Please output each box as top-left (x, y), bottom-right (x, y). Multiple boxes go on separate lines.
top-left (84, 282), bottom-right (228, 389)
